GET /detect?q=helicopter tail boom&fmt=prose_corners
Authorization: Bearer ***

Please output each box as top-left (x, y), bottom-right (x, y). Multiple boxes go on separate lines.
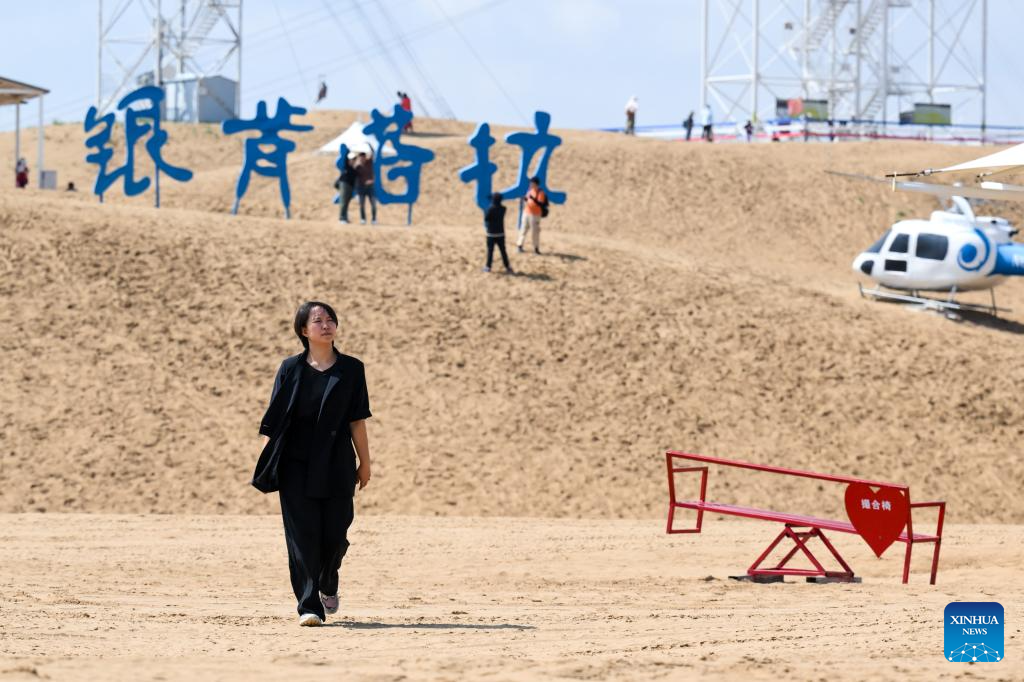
top-left (993, 242), bottom-right (1024, 276)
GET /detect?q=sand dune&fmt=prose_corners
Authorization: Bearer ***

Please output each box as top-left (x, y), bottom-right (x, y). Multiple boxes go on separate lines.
top-left (2, 113), bottom-right (1024, 524)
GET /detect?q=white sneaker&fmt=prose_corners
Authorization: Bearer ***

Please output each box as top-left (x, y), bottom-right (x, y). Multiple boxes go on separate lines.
top-left (298, 613), bottom-right (323, 627)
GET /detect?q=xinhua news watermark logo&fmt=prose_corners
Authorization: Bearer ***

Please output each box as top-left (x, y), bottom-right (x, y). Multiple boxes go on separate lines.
top-left (944, 602), bottom-right (1004, 662)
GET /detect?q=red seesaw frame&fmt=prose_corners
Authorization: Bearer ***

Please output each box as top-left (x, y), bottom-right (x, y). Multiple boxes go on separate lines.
top-left (665, 452), bottom-right (946, 584)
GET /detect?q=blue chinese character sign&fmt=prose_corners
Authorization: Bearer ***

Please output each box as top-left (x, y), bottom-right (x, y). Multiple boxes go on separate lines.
top-left (458, 111), bottom-right (567, 216)
top-left (83, 85), bottom-right (193, 206)
top-left (458, 122), bottom-right (498, 211)
top-left (361, 104), bottom-right (435, 225)
top-left (500, 111), bottom-right (566, 205)
top-left (222, 97), bottom-right (312, 219)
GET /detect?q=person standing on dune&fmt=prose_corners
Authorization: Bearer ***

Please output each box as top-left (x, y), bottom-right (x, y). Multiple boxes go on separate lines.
top-left (624, 96), bottom-right (639, 135)
top-left (683, 111), bottom-right (694, 141)
top-left (353, 152), bottom-right (377, 225)
top-left (398, 91), bottom-right (413, 133)
top-left (516, 177), bottom-right (548, 255)
top-left (483, 192), bottom-right (513, 274)
top-left (701, 104), bottom-right (714, 142)
top-left (15, 158), bottom-right (28, 188)
top-left (334, 150), bottom-right (357, 224)
top-left (253, 301), bottom-right (372, 627)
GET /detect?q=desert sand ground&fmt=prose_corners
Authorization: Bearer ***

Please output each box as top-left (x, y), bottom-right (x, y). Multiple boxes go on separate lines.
top-left (2, 113), bottom-right (1023, 679)
top-left (1, 514), bottom-right (1021, 681)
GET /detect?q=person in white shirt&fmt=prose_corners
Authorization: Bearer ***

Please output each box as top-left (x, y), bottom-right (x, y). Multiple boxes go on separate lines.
top-left (701, 105), bottom-right (713, 142)
top-left (624, 96), bottom-right (639, 135)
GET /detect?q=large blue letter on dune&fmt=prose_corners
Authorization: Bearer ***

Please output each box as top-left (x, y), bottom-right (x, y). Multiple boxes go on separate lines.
top-left (222, 97), bottom-right (312, 219)
top-left (84, 85), bottom-right (193, 206)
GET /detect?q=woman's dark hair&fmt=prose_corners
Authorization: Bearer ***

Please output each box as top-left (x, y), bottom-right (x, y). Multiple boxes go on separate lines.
top-left (491, 192), bottom-right (503, 204)
top-left (293, 301), bottom-right (338, 350)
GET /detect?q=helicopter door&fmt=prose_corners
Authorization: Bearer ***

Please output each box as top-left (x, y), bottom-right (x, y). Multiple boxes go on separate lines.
top-left (883, 233), bottom-right (911, 273)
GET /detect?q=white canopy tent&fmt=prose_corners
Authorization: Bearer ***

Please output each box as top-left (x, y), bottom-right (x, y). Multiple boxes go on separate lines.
top-left (316, 120), bottom-right (395, 158)
top-left (887, 142), bottom-right (1024, 202)
top-left (0, 75), bottom-right (48, 188)
top-left (907, 142), bottom-right (1024, 179)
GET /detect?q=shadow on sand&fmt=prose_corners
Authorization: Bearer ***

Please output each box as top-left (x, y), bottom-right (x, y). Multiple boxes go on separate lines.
top-left (509, 271), bottom-right (553, 282)
top-left (330, 620), bottom-right (535, 631)
top-left (956, 309), bottom-right (1024, 335)
top-left (544, 251), bottom-right (588, 263)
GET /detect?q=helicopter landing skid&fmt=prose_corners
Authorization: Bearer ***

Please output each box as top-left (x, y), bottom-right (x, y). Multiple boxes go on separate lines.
top-left (858, 283), bottom-right (1008, 318)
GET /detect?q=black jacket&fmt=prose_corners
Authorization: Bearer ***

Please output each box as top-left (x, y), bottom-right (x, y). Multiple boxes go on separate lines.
top-left (253, 350), bottom-right (371, 497)
top-left (484, 203), bottom-right (506, 236)
top-left (334, 159), bottom-right (357, 188)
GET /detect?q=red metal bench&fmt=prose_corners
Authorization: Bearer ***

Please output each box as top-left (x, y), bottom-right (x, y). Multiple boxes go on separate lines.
top-left (665, 451), bottom-right (946, 584)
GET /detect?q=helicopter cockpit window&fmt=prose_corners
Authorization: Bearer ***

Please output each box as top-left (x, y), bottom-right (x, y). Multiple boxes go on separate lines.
top-left (916, 233), bottom-right (949, 261)
top-left (884, 259), bottom-right (907, 272)
top-left (889, 233), bottom-right (910, 253)
top-left (865, 230), bottom-right (890, 253)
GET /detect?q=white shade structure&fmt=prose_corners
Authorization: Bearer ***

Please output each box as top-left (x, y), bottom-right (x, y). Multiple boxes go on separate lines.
top-left (924, 142), bottom-right (1024, 178)
top-left (0, 75), bottom-right (48, 188)
top-left (885, 142), bottom-right (1024, 203)
top-left (316, 120), bottom-right (395, 158)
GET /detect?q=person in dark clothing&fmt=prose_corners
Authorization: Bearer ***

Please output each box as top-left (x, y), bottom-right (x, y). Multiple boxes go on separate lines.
top-left (483, 192), bottom-right (513, 274)
top-left (254, 301), bottom-right (372, 627)
top-left (353, 152), bottom-right (377, 225)
top-left (334, 146), bottom-right (357, 224)
top-left (683, 111), bottom-right (694, 141)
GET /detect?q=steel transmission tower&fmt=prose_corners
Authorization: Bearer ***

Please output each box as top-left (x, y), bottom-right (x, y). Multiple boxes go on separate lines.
top-left (97, 0), bottom-right (242, 118)
top-left (700, 0), bottom-right (987, 129)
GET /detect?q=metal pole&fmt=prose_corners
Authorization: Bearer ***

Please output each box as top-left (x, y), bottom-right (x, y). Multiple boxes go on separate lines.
top-left (156, 0), bottom-right (163, 92)
top-left (881, 0), bottom-right (888, 130)
top-left (237, 0), bottom-right (243, 118)
top-left (180, 0), bottom-right (186, 76)
top-left (751, 0), bottom-right (759, 122)
top-left (855, 0), bottom-right (862, 118)
top-left (981, 0), bottom-right (987, 143)
top-left (829, 7), bottom-right (837, 122)
top-left (97, 0), bottom-right (103, 110)
top-left (155, 0), bottom-right (163, 204)
top-left (14, 102), bottom-right (20, 187)
top-left (700, 0), bottom-right (708, 110)
top-left (928, 0), bottom-right (935, 103)
top-left (802, 0), bottom-right (810, 100)
top-left (37, 96), bottom-right (44, 188)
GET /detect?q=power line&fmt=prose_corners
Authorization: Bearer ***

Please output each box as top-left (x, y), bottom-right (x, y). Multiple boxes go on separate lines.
top-left (429, 0), bottom-right (525, 125)
top-left (244, 0), bottom-right (510, 112)
top-left (272, 1), bottom-right (313, 104)
top-left (318, 0), bottom-right (392, 103)
top-left (371, 0), bottom-right (456, 119)
top-left (345, 0), bottom-right (429, 116)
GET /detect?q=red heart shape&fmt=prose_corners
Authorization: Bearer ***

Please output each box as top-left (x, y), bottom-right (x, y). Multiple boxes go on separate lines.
top-left (844, 483), bottom-right (908, 558)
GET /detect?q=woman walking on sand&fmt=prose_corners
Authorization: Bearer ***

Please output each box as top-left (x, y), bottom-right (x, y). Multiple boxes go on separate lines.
top-left (252, 301), bottom-right (372, 626)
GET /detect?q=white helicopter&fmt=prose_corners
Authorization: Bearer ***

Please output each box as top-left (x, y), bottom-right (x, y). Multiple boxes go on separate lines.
top-left (826, 164), bottom-right (1023, 315)
top-left (851, 190), bottom-right (1023, 315)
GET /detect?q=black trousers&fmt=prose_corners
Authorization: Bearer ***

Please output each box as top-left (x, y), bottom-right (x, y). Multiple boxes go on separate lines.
top-left (486, 236), bottom-right (510, 270)
top-left (358, 186), bottom-right (377, 221)
top-left (278, 457), bottom-right (354, 618)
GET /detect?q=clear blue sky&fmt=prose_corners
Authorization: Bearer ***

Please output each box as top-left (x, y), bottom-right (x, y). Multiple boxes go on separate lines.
top-left (1, 0), bottom-right (1022, 132)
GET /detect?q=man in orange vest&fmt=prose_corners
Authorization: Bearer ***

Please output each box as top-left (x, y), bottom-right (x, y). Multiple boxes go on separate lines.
top-left (516, 176), bottom-right (548, 255)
